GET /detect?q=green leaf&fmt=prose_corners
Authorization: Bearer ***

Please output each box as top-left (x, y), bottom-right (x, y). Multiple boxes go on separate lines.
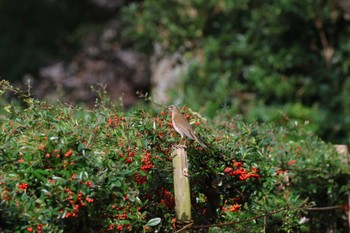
top-left (114, 180), bottom-right (122, 188)
top-left (41, 189), bottom-right (52, 197)
top-left (33, 169), bottom-right (48, 181)
top-left (4, 105), bottom-right (12, 113)
top-left (146, 217), bottom-right (161, 226)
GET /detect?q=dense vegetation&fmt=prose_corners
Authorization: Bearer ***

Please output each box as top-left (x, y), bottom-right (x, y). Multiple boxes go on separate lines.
top-left (1, 81), bottom-right (349, 232)
top-left (122, 0), bottom-right (350, 144)
top-left (1, 1), bottom-right (350, 143)
top-left (1, 1), bottom-right (350, 232)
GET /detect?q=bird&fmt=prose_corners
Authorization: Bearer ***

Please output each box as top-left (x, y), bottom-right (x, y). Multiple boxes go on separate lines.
top-left (168, 105), bottom-right (207, 148)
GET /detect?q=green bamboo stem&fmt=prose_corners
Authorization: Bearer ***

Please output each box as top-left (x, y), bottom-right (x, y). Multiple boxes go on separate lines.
top-left (172, 146), bottom-right (192, 232)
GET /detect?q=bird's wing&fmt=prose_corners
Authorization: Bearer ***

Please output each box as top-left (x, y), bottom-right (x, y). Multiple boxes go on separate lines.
top-left (176, 114), bottom-right (197, 140)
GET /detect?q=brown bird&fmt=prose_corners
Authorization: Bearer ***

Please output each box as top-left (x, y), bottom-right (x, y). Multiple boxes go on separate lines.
top-left (168, 105), bottom-right (207, 148)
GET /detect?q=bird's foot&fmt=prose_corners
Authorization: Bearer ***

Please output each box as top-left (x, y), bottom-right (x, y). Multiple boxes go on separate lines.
top-left (172, 144), bottom-right (187, 150)
top-left (171, 144), bottom-right (186, 159)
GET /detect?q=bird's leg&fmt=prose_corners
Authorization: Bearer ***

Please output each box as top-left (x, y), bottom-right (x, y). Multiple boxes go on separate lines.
top-left (179, 137), bottom-right (184, 146)
top-left (181, 138), bottom-right (188, 147)
top-left (171, 143), bottom-right (186, 158)
top-left (177, 135), bottom-right (186, 148)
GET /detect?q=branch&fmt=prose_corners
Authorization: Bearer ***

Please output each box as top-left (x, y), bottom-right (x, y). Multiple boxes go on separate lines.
top-left (192, 207), bottom-right (289, 229)
top-left (174, 222), bottom-right (193, 233)
top-left (190, 204), bottom-right (348, 230)
top-left (305, 205), bottom-right (345, 211)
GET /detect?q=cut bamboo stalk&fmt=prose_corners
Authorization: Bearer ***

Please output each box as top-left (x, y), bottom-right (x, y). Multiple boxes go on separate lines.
top-left (172, 146), bottom-right (192, 232)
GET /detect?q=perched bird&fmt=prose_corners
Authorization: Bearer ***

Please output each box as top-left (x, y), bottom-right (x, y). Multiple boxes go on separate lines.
top-left (168, 105), bottom-right (207, 148)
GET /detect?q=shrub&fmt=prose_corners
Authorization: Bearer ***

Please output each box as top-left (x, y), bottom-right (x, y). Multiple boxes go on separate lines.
top-left (0, 81), bottom-right (349, 232)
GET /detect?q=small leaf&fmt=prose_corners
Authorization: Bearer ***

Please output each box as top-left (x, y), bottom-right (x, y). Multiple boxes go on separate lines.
top-left (7, 173), bottom-right (19, 178)
top-left (114, 180), bottom-right (121, 187)
top-left (52, 175), bottom-right (63, 180)
top-left (4, 105), bottom-right (12, 113)
top-left (41, 189), bottom-right (52, 196)
top-left (34, 170), bottom-right (48, 181)
top-left (146, 217), bottom-right (161, 226)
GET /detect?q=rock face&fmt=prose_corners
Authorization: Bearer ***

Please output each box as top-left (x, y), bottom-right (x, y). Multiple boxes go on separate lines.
top-left (336, 0), bottom-right (350, 20)
top-left (35, 46), bottom-right (187, 107)
top-left (36, 51), bottom-right (150, 107)
top-left (151, 53), bottom-right (188, 105)
top-left (26, 15), bottom-right (151, 107)
top-left (32, 15), bottom-right (186, 107)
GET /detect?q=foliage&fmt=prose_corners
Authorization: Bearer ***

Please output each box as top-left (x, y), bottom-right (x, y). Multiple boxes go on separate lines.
top-left (122, 0), bottom-right (350, 144)
top-left (0, 81), bottom-right (349, 232)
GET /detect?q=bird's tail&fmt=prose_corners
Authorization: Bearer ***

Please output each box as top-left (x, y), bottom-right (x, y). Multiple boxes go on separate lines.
top-left (195, 136), bottom-right (207, 148)
top-left (186, 129), bottom-right (207, 148)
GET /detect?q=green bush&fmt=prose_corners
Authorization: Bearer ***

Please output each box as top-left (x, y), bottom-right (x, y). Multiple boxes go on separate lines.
top-left (0, 81), bottom-right (349, 232)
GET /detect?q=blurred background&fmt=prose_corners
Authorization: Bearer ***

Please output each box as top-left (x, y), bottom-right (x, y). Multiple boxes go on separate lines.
top-left (1, 0), bottom-right (350, 144)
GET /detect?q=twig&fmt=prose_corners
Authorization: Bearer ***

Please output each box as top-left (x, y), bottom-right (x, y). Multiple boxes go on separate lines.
top-left (86, 115), bottom-right (102, 148)
top-left (174, 222), bottom-right (193, 233)
top-left (189, 204), bottom-right (348, 230)
top-left (305, 205), bottom-right (345, 211)
top-left (192, 207), bottom-right (289, 229)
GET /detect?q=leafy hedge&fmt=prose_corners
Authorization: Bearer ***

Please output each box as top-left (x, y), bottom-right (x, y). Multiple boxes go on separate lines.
top-left (0, 81), bottom-right (349, 232)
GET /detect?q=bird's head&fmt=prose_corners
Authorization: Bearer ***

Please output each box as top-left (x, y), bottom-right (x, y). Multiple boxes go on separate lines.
top-left (168, 105), bottom-right (178, 112)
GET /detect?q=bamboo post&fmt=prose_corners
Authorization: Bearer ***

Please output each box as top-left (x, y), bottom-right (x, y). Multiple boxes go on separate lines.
top-left (172, 146), bottom-right (192, 232)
